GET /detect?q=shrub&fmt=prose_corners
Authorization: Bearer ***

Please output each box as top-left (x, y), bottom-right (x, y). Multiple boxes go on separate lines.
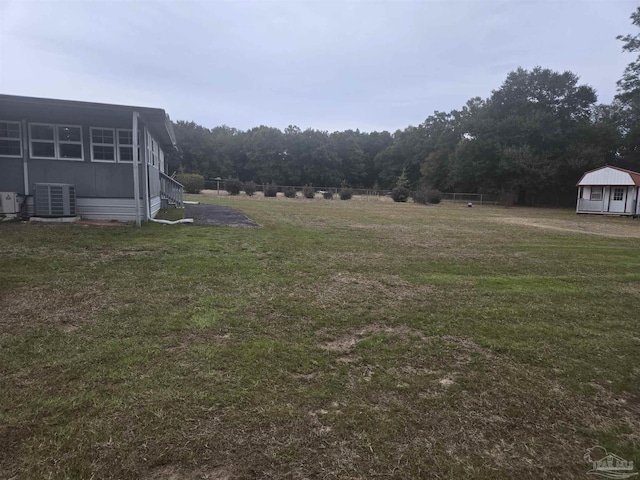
top-left (323, 191), bottom-right (334, 200)
top-left (243, 181), bottom-right (256, 196)
top-left (224, 178), bottom-right (242, 195)
top-left (175, 173), bottom-right (204, 194)
top-left (391, 187), bottom-right (410, 202)
top-left (339, 187), bottom-right (353, 200)
top-left (264, 182), bottom-right (278, 197)
top-left (391, 169), bottom-right (411, 202)
top-left (411, 188), bottom-right (428, 205)
top-left (427, 189), bottom-right (442, 204)
top-left (284, 187), bottom-right (297, 198)
top-left (412, 188), bottom-right (442, 205)
top-left (302, 184), bottom-right (315, 199)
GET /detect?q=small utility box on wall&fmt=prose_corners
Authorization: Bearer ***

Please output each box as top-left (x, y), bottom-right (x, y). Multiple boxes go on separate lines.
top-left (0, 192), bottom-right (21, 217)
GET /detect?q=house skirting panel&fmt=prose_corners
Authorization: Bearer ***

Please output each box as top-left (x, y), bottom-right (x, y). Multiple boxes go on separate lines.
top-left (150, 195), bottom-right (161, 219)
top-left (24, 197), bottom-right (157, 222)
top-left (77, 198), bottom-right (145, 221)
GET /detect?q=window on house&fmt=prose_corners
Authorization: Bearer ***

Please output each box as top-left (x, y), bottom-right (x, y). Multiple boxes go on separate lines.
top-left (117, 129), bottom-right (133, 162)
top-left (90, 127), bottom-right (115, 162)
top-left (0, 121), bottom-right (21, 157)
top-left (57, 125), bottom-right (83, 159)
top-left (151, 139), bottom-right (158, 167)
top-left (590, 187), bottom-right (603, 201)
top-left (29, 123), bottom-right (84, 160)
top-left (30, 124), bottom-right (56, 158)
top-left (159, 149), bottom-right (165, 172)
top-left (612, 187), bottom-right (624, 201)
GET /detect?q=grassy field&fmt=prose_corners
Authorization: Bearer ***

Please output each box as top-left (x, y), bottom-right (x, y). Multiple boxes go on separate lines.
top-left (1, 196), bottom-right (639, 479)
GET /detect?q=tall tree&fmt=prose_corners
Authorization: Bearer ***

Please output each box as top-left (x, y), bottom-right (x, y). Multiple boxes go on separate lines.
top-left (616, 6), bottom-right (640, 163)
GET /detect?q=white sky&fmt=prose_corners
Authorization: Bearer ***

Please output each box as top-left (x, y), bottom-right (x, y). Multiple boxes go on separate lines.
top-left (0, 0), bottom-right (637, 132)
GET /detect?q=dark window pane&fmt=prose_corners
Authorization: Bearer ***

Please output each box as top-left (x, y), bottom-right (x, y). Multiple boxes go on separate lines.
top-left (119, 146), bottom-right (133, 161)
top-left (0, 122), bottom-right (20, 139)
top-left (31, 125), bottom-right (54, 140)
top-left (58, 126), bottom-right (81, 142)
top-left (93, 145), bottom-right (114, 161)
top-left (92, 129), bottom-right (114, 144)
top-left (118, 130), bottom-right (133, 145)
top-left (0, 139), bottom-right (21, 156)
top-left (32, 141), bottom-right (55, 157)
top-left (59, 143), bottom-right (82, 159)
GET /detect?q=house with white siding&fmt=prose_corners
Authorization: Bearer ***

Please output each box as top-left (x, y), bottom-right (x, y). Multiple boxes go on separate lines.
top-left (576, 165), bottom-right (640, 216)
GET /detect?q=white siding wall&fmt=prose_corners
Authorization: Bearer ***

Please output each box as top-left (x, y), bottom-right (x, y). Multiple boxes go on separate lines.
top-left (625, 186), bottom-right (636, 213)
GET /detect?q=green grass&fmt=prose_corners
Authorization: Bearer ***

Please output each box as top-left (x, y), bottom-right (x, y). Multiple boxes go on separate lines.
top-left (1, 196), bottom-right (639, 479)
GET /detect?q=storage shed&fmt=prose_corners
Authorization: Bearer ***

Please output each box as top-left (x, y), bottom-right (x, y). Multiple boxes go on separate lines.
top-left (576, 165), bottom-right (640, 216)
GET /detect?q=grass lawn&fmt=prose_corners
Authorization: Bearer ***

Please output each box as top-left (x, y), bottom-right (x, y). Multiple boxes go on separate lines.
top-left (1, 196), bottom-right (639, 479)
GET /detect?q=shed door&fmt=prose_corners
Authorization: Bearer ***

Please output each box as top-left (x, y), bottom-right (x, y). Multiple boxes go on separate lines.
top-left (609, 187), bottom-right (626, 213)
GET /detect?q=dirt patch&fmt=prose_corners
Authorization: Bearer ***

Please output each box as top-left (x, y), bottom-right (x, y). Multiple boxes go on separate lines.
top-left (319, 324), bottom-right (424, 353)
top-left (76, 219), bottom-right (130, 227)
top-left (493, 216), bottom-right (640, 238)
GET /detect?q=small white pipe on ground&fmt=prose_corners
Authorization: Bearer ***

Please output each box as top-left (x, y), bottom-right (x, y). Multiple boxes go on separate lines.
top-left (148, 218), bottom-right (194, 225)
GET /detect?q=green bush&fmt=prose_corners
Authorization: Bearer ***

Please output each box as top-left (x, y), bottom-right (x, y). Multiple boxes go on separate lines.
top-left (284, 187), bottom-right (297, 198)
top-left (323, 191), bottom-right (334, 200)
top-left (412, 188), bottom-right (442, 205)
top-left (175, 173), bottom-right (205, 194)
top-left (391, 187), bottom-right (410, 202)
top-left (391, 169), bottom-right (411, 202)
top-left (302, 184), bottom-right (315, 199)
top-left (427, 189), bottom-right (442, 204)
top-left (243, 181), bottom-right (256, 196)
top-left (224, 178), bottom-right (242, 195)
top-left (339, 187), bottom-right (353, 200)
top-left (264, 182), bottom-right (278, 197)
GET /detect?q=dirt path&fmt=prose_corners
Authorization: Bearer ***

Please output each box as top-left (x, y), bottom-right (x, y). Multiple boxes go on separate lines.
top-left (493, 216), bottom-right (640, 238)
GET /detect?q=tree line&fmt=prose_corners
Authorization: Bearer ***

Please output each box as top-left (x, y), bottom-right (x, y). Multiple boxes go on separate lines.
top-left (167, 7), bottom-right (640, 205)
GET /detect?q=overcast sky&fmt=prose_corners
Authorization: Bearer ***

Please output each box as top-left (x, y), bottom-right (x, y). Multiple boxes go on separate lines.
top-left (0, 0), bottom-right (637, 132)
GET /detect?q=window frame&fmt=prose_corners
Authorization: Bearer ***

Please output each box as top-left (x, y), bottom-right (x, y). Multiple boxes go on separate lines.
top-left (29, 123), bottom-right (84, 161)
top-left (590, 186), bottom-right (603, 201)
top-left (29, 123), bottom-right (57, 159)
top-left (612, 187), bottom-right (625, 202)
top-left (116, 128), bottom-right (141, 163)
top-left (56, 124), bottom-right (84, 161)
top-left (151, 139), bottom-right (158, 167)
top-left (90, 127), bottom-right (116, 163)
top-left (0, 120), bottom-right (22, 158)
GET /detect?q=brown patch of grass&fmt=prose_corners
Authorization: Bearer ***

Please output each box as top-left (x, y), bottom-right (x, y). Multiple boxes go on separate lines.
top-left (492, 214), bottom-right (640, 238)
top-left (0, 281), bottom-right (116, 338)
top-left (319, 324), bottom-right (425, 353)
top-left (143, 465), bottom-right (233, 480)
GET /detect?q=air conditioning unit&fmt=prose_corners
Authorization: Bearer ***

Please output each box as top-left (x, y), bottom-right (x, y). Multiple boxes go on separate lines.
top-left (33, 183), bottom-right (76, 217)
top-left (0, 192), bottom-right (21, 216)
